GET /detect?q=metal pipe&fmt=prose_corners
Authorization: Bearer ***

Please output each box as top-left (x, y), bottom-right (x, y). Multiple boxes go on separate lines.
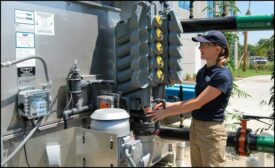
top-left (130, 28), bottom-right (148, 43)
top-left (159, 127), bottom-right (274, 154)
top-left (117, 68), bottom-right (133, 83)
top-left (76, 1), bottom-right (121, 12)
top-left (135, 135), bottom-right (155, 167)
top-left (117, 70), bottom-right (149, 94)
top-left (117, 80), bottom-right (138, 94)
top-left (116, 42), bottom-right (131, 58)
top-left (130, 70), bottom-right (149, 88)
top-left (117, 34), bottom-right (130, 46)
top-left (256, 135), bottom-right (274, 153)
top-left (1, 55), bottom-right (51, 86)
top-left (67, 65), bottom-right (82, 109)
top-left (80, 80), bottom-right (90, 89)
top-left (176, 142), bottom-right (186, 167)
top-left (125, 148), bottom-right (137, 167)
top-left (226, 131), bottom-right (237, 148)
top-left (130, 43), bottom-right (149, 58)
top-left (1, 135), bottom-right (3, 164)
top-left (115, 21), bottom-right (130, 45)
top-left (63, 105), bottom-right (90, 129)
top-left (180, 15), bottom-right (274, 32)
top-left (63, 105), bottom-right (90, 119)
top-left (117, 55), bottom-right (132, 71)
top-left (130, 56), bottom-right (149, 71)
top-left (63, 61), bottom-right (93, 129)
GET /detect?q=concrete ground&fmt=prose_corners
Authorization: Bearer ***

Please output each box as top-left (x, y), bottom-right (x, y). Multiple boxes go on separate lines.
top-left (226, 75), bottom-right (274, 132)
top-left (173, 144), bottom-right (274, 167)
top-left (223, 75), bottom-right (274, 167)
top-left (170, 75), bottom-right (274, 167)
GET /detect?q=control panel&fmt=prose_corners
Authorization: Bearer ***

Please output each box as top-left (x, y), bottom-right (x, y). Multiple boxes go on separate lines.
top-left (18, 89), bottom-right (50, 119)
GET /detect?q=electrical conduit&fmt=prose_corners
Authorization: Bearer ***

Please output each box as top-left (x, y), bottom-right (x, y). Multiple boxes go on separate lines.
top-left (1, 117), bottom-right (45, 166)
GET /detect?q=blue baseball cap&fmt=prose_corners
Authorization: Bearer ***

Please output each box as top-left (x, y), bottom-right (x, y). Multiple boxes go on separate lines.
top-left (192, 30), bottom-right (228, 49)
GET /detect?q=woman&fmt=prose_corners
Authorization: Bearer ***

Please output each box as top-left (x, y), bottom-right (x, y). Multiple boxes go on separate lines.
top-left (146, 30), bottom-right (233, 167)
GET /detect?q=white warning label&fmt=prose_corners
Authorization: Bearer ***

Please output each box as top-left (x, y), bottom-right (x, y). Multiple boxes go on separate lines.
top-left (16, 48), bottom-right (36, 67)
top-left (15, 10), bottom-right (34, 24)
top-left (16, 32), bottom-right (35, 48)
top-left (35, 11), bottom-right (55, 35)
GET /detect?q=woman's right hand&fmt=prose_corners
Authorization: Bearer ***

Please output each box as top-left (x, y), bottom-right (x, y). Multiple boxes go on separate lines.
top-left (154, 102), bottom-right (174, 110)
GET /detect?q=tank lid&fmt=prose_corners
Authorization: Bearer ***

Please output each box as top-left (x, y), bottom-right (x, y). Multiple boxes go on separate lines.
top-left (90, 108), bottom-right (129, 120)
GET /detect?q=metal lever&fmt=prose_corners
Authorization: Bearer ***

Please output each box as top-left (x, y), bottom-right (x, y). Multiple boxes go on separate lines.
top-left (152, 98), bottom-right (166, 108)
top-left (152, 98), bottom-right (166, 135)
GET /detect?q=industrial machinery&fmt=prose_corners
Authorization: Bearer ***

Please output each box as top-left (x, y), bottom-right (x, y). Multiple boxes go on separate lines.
top-left (1, 1), bottom-right (274, 167)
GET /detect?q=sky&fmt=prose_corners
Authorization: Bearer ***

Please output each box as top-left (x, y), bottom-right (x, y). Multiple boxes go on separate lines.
top-left (236, 1), bottom-right (274, 45)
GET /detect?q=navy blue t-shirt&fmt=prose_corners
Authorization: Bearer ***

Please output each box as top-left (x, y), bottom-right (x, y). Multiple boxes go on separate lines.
top-left (192, 64), bottom-right (233, 122)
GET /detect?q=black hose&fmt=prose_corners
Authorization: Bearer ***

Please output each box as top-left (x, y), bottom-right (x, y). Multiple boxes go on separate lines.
top-left (226, 131), bottom-right (237, 147)
top-left (63, 115), bottom-right (68, 129)
top-left (181, 17), bottom-right (237, 33)
top-left (159, 126), bottom-right (189, 141)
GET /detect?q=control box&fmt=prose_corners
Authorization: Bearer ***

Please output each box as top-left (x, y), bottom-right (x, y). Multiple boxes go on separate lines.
top-left (18, 89), bottom-right (50, 119)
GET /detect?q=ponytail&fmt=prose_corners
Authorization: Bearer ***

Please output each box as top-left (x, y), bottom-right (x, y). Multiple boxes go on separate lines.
top-left (217, 46), bottom-right (230, 68)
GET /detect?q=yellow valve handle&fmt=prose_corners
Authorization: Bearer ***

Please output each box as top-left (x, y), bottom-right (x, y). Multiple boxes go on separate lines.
top-left (156, 56), bottom-right (164, 68)
top-left (156, 42), bottom-right (163, 55)
top-left (155, 15), bottom-right (162, 27)
top-left (157, 69), bottom-right (164, 81)
top-left (155, 28), bottom-right (163, 41)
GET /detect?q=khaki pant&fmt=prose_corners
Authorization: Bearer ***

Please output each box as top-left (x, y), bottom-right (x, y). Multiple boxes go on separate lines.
top-left (190, 118), bottom-right (227, 167)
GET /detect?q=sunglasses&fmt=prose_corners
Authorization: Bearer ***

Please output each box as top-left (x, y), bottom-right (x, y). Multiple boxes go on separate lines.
top-left (199, 42), bottom-right (217, 48)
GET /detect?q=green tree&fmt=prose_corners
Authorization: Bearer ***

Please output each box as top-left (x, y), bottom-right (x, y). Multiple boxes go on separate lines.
top-left (257, 35), bottom-right (274, 58)
top-left (270, 70), bottom-right (274, 116)
top-left (247, 44), bottom-right (257, 56)
top-left (203, 1), bottom-right (240, 69)
top-left (238, 43), bottom-right (244, 57)
top-left (202, 1), bottom-right (250, 98)
top-left (203, 1), bottom-right (240, 17)
top-left (258, 35), bottom-right (274, 117)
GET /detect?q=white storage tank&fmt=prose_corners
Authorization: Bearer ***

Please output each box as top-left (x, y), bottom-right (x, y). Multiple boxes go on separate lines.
top-left (90, 108), bottom-right (130, 137)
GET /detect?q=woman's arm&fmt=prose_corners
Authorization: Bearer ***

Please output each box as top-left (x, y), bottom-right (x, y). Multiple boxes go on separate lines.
top-left (154, 101), bottom-right (183, 110)
top-left (146, 86), bottom-right (222, 122)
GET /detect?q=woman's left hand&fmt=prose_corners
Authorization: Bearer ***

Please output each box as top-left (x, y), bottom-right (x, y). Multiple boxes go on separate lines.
top-left (145, 108), bottom-right (168, 122)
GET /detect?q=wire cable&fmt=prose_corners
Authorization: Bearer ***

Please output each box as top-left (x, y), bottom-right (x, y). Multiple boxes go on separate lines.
top-left (23, 119), bottom-right (30, 167)
top-left (62, 60), bottom-right (78, 129)
top-left (1, 116), bottom-right (45, 166)
top-left (63, 60), bottom-right (77, 112)
top-left (64, 82), bottom-right (73, 111)
top-left (31, 119), bottom-right (42, 133)
top-left (1, 55), bottom-right (52, 166)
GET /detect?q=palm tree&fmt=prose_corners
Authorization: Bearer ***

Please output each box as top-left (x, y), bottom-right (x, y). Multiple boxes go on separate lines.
top-left (258, 35), bottom-right (274, 116)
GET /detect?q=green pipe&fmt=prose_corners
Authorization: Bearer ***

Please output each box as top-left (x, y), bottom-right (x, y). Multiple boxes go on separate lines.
top-left (256, 136), bottom-right (274, 153)
top-left (159, 127), bottom-right (274, 154)
top-left (181, 14), bottom-right (274, 32)
top-left (236, 15), bottom-right (274, 31)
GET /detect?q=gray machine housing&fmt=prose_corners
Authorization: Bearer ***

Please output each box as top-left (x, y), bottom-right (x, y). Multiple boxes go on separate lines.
top-left (1, 1), bottom-right (177, 167)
